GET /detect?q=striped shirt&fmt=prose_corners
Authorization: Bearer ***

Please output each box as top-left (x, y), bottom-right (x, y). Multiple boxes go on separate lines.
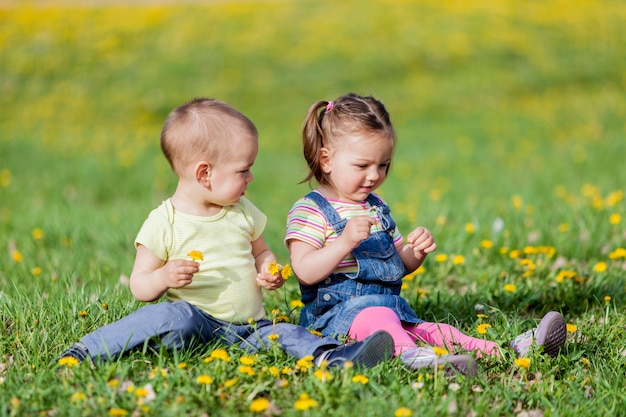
top-left (285, 191), bottom-right (404, 274)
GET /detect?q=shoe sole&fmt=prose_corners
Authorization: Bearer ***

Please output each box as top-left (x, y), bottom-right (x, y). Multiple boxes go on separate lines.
top-left (351, 330), bottom-right (395, 368)
top-left (441, 355), bottom-right (478, 377)
top-left (535, 311), bottom-right (567, 357)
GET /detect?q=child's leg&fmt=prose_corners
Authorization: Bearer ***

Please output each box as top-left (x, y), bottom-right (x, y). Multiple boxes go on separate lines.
top-left (348, 306), bottom-right (417, 356)
top-left (404, 321), bottom-right (500, 358)
top-left (80, 301), bottom-right (216, 362)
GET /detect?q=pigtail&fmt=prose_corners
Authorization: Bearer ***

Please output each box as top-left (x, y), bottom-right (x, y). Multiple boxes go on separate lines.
top-left (301, 100), bottom-right (330, 185)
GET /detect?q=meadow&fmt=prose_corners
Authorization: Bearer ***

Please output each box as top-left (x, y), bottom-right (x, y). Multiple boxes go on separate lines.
top-left (1, 0), bottom-right (625, 415)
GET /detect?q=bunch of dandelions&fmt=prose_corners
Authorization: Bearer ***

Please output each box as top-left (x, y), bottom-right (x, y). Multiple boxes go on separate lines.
top-left (268, 261), bottom-right (293, 280)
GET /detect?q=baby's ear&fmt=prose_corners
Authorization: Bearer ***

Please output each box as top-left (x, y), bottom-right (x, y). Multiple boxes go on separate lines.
top-left (195, 161), bottom-right (212, 186)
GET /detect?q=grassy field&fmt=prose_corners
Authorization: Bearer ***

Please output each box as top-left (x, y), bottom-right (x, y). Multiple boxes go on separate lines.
top-left (1, 0), bottom-right (625, 415)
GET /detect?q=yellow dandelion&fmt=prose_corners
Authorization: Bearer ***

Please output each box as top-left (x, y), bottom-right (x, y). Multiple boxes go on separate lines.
top-left (238, 365), bottom-right (255, 376)
top-left (268, 261), bottom-right (280, 275)
top-left (435, 215), bottom-right (447, 225)
top-left (267, 366), bottom-right (280, 377)
top-left (477, 323), bottom-right (491, 334)
top-left (594, 262), bottom-right (607, 273)
top-left (508, 249), bottom-right (521, 259)
top-left (308, 329), bottom-right (323, 337)
top-left (414, 265), bottom-right (426, 274)
top-left (432, 346), bottom-right (449, 356)
top-left (267, 333), bottom-right (280, 342)
top-left (224, 377), bottom-right (238, 388)
top-left (240, 355), bottom-right (256, 365)
top-left (314, 369), bottom-right (332, 382)
top-left (0, 169), bottom-right (11, 187)
top-left (566, 323), bottom-right (577, 333)
top-left (107, 379), bottom-right (119, 388)
top-left (395, 407), bottom-right (413, 417)
top-left (79, 310), bottom-right (88, 318)
top-left (108, 408), bottom-right (128, 417)
top-left (177, 362), bottom-right (188, 370)
top-left (295, 356), bottom-right (315, 371)
top-left (249, 398), bottom-right (269, 413)
top-left (31, 267), bottom-right (42, 276)
top-left (609, 213), bottom-right (621, 225)
top-left (281, 264), bottom-right (292, 279)
top-left (511, 195), bottom-right (523, 210)
top-left (503, 284), bottom-right (517, 293)
top-left (32, 228), bottom-right (44, 240)
top-left (196, 375), bottom-right (213, 385)
top-left (609, 248), bottom-right (626, 259)
top-left (580, 357), bottom-right (590, 366)
top-left (604, 295), bottom-right (611, 304)
top-left (11, 250), bottom-right (22, 263)
top-left (71, 392), bottom-right (87, 403)
top-left (134, 387), bottom-right (149, 398)
top-left (294, 393), bottom-right (318, 411)
top-left (434, 254), bottom-right (448, 263)
top-left (57, 357), bottom-right (79, 368)
top-left (452, 255), bottom-right (465, 265)
top-left (290, 299), bottom-right (304, 308)
top-left (480, 240), bottom-right (494, 249)
top-left (187, 250), bottom-right (204, 261)
top-left (514, 357), bottom-right (530, 368)
top-left (465, 222), bottom-right (475, 234)
top-left (352, 374), bottom-right (369, 384)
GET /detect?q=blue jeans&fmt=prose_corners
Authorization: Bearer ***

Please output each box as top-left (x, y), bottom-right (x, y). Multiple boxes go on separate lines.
top-left (81, 300), bottom-right (340, 362)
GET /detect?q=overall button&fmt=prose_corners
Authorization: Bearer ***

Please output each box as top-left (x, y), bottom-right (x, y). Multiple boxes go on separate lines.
top-left (324, 278), bottom-right (331, 284)
top-left (323, 294), bottom-right (331, 301)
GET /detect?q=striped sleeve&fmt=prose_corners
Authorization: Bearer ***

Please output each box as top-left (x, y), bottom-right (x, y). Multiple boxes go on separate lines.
top-left (285, 197), bottom-right (327, 249)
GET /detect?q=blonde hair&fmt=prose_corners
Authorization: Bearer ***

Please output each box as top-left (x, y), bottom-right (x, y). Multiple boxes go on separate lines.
top-left (301, 93), bottom-right (396, 185)
top-left (160, 98), bottom-right (257, 175)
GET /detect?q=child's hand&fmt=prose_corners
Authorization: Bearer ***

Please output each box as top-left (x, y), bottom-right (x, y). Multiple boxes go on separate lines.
top-left (256, 270), bottom-right (285, 290)
top-left (406, 226), bottom-right (437, 257)
top-left (341, 216), bottom-right (377, 249)
top-left (161, 259), bottom-right (199, 289)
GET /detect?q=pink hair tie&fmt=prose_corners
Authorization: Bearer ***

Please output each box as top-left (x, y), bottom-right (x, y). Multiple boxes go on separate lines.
top-left (325, 101), bottom-right (334, 113)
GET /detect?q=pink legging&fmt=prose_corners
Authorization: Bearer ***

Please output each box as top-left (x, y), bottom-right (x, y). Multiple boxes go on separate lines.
top-left (348, 306), bottom-right (499, 358)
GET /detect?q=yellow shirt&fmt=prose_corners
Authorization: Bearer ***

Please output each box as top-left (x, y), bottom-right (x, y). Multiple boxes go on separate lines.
top-left (134, 197), bottom-right (266, 323)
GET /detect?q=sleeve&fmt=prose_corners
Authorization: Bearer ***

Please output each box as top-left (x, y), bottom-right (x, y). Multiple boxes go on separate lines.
top-left (239, 197), bottom-right (267, 241)
top-left (134, 205), bottom-right (172, 261)
top-left (284, 197), bottom-right (327, 249)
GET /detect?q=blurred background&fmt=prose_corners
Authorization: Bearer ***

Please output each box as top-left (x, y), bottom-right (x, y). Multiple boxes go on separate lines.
top-left (1, 0), bottom-right (625, 275)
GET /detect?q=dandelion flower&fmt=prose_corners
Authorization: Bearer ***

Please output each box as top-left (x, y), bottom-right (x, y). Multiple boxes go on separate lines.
top-left (281, 264), bottom-right (292, 279)
top-left (187, 250), bottom-right (204, 261)
top-left (71, 392), bottom-right (87, 403)
top-left (196, 375), bottom-right (213, 385)
top-left (268, 261), bottom-right (280, 275)
top-left (395, 407), bottom-right (413, 417)
top-left (448, 382), bottom-right (460, 392)
top-left (267, 333), bottom-right (280, 342)
top-left (514, 357), bottom-right (530, 369)
top-left (594, 262), bottom-right (607, 273)
top-left (566, 323), bottom-right (577, 333)
top-left (465, 223), bottom-right (475, 234)
top-left (314, 369), bottom-right (332, 382)
top-left (32, 228), bottom-right (44, 240)
top-left (58, 357), bottom-right (79, 368)
top-left (238, 365), bottom-right (256, 376)
top-left (433, 346), bottom-right (448, 356)
top-left (352, 375), bottom-right (369, 384)
top-left (249, 398), bottom-right (269, 413)
top-left (503, 284), bottom-right (517, 293)
top-left (11, 250), bottom-right (22, 263)
top-left (108, 408), bottom-right (128, 417)
top-left (604, 295), bottom-right (611, 304)
top-left (452, 255), bottom-right (465, 265)
top-left (31, 267), bottom-right (42, 276)
top-left (477, 323), bottom-right (491, 334)
top-left (290, 299), bottom-right (304, 308)
top-left (480, 240), bottom-right (494, 249)
top-left (239, 355), bottom-right (256, 365)
top-left (609, 213), bottom-right (621, 225)
top-left (434, 254), bottom-right (448, 263)
top-left (294, 393), bottom-right (318, 411)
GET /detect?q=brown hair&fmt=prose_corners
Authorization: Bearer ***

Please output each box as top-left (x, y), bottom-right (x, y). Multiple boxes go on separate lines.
top-left (160, 98), bottom-right (257, 175)
top-left (301, 93), bottom-right (396, 185)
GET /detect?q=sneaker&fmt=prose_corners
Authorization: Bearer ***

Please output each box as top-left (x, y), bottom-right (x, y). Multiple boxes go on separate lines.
top-left (315, 330), bottom-right (394, 368)
top-left (400, 347), bottom-right (477, 377)
top-left (510, 311), bottom-right (567, 358)
top-left (56, 342), bottom-right (89, 365)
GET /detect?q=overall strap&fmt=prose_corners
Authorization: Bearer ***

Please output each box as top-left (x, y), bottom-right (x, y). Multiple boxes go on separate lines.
top-left (304, 191), bottom-right (345, 233)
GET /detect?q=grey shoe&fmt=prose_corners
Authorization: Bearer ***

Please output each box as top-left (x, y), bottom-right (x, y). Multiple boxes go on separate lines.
top-left (315, 330), bottom-right (394, 368)
top-left (510, 311), bottom-right (567, 358)
top-left (400, 347), bottom-right (477, 377)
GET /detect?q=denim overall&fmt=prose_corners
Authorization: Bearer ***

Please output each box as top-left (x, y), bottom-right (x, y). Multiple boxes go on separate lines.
top-left (299, 191), bottom-right (422, 338)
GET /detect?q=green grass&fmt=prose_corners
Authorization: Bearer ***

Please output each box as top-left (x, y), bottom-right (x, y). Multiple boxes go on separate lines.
top-left (1, 1), bottom-right (625, 416)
